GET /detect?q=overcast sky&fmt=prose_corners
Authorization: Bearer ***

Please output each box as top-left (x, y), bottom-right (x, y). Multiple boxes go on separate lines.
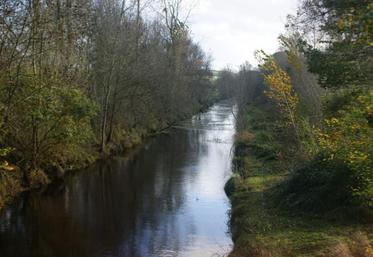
top-left (186, 0), bottom-right (299, 70)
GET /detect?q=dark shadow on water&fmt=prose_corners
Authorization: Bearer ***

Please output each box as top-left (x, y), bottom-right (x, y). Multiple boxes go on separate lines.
top-left (0, 101), bottom-right (235, 257)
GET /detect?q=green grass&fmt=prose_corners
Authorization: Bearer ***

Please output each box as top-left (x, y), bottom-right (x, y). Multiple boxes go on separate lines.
top-left (229, 105), bottom-right (373, 257)
top-left (229, 168), bottom-right (373, 257)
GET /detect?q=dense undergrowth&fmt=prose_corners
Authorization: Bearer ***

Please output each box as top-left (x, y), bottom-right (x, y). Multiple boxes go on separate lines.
top-left (226, 106), bottom-right (373, 257)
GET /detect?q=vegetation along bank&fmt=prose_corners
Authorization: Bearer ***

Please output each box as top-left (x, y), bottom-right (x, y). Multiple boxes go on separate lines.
top-left (0, 0), bottom-right (218, 211)
top-left (217, 0), bottom-right (373, 256)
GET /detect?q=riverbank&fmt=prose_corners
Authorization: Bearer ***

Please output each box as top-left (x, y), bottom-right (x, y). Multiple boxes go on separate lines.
top-left (0, 123), bottom-right (175, 211)
top-left (0, 101), bottom-right (234, 257)
top-left (0, 130), bottom-right (141, 212)
top-left (226, 107), bottom-right (373, 257)
top-left (0, 102), bottom-right (217, 212)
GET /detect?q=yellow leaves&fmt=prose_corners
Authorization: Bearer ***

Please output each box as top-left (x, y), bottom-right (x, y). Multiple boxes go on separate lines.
top-left (336, 13), bottom-right (354, 30)
top-left (0, 148), bottom-right (12, 157)
top-left (0, 148), bottom-right (15, 171)
top-left (337, 19), bottom-right (346, 30)
top-left (257, 51), bottom-right (299, 127)
top-left (367, 245), bottom-right (373, 255)
top-left (0, 161), bottom-right (14, 171)
top-left (318, 89), bottom-right (373, 178)
top-left (347, 151), bottom-right (368, 165)
top-left (325, 118), bottom-right (340, 126)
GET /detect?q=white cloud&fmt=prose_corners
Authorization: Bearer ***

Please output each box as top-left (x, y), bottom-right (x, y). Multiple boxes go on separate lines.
top-left (187, 0), bottom-right (299, 70)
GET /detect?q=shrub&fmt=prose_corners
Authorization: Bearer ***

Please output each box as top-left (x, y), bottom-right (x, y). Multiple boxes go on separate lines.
top-left (27, 169), bottom-right (50, 189)
top-left (278, 154), bottom-right (355, 213)
top-left (318, 90), bottom-right (373, 207)
top-left (0, 167), bottom-right (22, 210)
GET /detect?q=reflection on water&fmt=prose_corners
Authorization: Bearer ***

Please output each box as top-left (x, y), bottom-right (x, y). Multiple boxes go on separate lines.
top-left (0, 102), bottom-right (236, 257)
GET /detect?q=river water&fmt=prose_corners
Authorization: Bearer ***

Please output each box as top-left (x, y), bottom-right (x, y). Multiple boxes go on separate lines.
top-left (0, 102), bottom-right (235, 257)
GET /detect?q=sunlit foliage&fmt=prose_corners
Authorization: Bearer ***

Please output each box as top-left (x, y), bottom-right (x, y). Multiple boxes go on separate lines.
top-left (318, 90), bottom-right (373, 206)
top-left (257, 51), bottom-right (299, 131)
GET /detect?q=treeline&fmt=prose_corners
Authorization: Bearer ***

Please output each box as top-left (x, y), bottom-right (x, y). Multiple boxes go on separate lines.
top-left (0, 0), bottom-right (214, 206)
top-left (221, 0), bottom-right (372, 255)
top-left (222, 0), bottom-right (373, 214)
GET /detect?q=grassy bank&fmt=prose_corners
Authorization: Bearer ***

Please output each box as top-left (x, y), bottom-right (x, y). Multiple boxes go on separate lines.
top-left (227, 107), bottom-right (373, 257)
top-left (228, 169), bottom-right (373, 257)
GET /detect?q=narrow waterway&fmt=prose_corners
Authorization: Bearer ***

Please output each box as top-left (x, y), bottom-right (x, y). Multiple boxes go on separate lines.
top-left (0, 101), bottom-right (236, 257)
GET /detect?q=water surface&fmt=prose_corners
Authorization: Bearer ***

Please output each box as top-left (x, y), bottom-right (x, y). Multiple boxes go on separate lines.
top-left (0, 102), bottom-right (235, 257)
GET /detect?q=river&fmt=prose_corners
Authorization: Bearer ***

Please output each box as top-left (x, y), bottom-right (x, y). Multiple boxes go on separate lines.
top-left (0, 101), bottom-right (236, 257)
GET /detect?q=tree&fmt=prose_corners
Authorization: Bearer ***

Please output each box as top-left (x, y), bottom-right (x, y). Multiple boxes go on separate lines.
top-left (292, 0), bottom-right (373, 88)
top-left (256, 51), bottom-right (299, 132)
top-left (278, 35), bottom-right (323, 121)
top-left (0, 0), bottom-right (213, 175)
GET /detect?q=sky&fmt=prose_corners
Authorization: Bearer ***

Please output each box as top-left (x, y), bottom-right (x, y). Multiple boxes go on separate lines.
top-left (186, 0), bottom-right (299, 70)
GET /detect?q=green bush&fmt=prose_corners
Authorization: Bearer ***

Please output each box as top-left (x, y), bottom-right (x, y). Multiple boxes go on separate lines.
top-left (278, 154), bottom-right (353, 212)
top-left (27, 169), bottom-right (50, 189)
top-left (2, 73), bottom-right (97, 171)
top-left (318, 90), bottom-right (373, 208)
top-left (278, 155), bottom-right (372, 219)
